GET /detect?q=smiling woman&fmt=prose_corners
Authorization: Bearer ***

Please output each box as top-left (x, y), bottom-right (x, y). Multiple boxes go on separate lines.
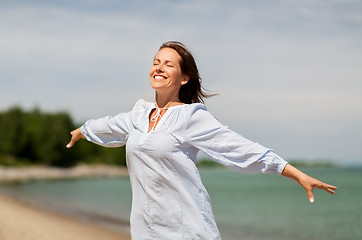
top-left (149, 47), bottom-right (189, 106)
top-left (150, 48), bottom-right (187, 87)
top-left (66, 41), bottom-right (337, 240)
top-left (156, 41), bottom-right (211, 104)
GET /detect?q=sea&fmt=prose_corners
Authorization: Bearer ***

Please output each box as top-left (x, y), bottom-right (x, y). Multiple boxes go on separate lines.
top-left (0, 167), bottom-right (361, 240)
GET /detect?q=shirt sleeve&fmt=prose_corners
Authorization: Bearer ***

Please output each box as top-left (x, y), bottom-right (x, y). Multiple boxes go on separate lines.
top-left (80, 111), bottom-right (132, 148)
top-left (185, 105), bottom-right (288, 174)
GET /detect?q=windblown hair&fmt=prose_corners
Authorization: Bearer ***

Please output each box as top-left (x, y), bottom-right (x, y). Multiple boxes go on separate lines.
top-left (159, 41), bottom-right (213, 104)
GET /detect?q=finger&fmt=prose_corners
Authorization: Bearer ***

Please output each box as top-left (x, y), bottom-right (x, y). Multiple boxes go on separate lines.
top-left (325, 188), bottom-right (336, 194)
top-left (66, 138), bottom-right (74, 148)
top-left (325, 184), bottom-right (337, 190)
top-left (66, 131), bottom-right (77, 148)
top-left (324, 185), bottom-right (337, 194)
top-left (306, 188), bottom-right (315, 203)
top-left (317, 183), bottom-right (337, 194)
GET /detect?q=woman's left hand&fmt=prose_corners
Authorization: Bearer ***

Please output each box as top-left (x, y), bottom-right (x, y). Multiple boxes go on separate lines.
top-left (281, 164), bottom-right (337, 203)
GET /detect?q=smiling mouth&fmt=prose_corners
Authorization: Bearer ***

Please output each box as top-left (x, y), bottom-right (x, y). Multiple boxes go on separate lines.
top-left (154, 75), bottom-right (166, 80)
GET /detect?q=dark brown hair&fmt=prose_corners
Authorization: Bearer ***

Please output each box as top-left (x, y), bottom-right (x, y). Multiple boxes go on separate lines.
top-left (159, 41), bottom-right (212, 104)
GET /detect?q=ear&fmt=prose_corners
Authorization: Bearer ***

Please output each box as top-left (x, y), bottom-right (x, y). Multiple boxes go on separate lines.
top-left (180, 75), bottom-right (190, 86)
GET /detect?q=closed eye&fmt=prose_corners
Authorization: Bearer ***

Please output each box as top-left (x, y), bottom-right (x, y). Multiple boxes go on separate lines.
top-left (153, 59), bottom-right (161, 65)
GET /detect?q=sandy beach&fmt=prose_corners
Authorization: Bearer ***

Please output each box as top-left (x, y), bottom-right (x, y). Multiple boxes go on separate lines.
top-left (0, 165), bottom-right (130, 240)
top-left (0, 194), bottom-right (130, 240)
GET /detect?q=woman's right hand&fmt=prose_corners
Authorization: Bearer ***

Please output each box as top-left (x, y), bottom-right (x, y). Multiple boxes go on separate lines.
top-left (66, 128), bottom-right (85, 148)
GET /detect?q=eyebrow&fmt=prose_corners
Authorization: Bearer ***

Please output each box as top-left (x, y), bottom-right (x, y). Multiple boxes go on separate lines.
top-left (153, 58), bottom-right (176, 65)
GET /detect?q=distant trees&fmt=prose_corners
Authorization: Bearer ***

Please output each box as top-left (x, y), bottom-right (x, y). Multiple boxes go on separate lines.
top-left (0, 107), bottom-right (126, 167)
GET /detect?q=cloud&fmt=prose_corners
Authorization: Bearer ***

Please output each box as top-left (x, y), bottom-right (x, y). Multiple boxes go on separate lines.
top-left (0, 0), bottom-right (361, 163)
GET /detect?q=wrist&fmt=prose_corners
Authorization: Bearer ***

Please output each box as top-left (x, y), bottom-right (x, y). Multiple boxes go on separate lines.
top-left (281, 164), bottom-right (305, 184)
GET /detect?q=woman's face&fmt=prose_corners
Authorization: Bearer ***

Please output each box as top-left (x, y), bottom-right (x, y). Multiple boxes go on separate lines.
top-left (149, 48), bottom-right (189, 95)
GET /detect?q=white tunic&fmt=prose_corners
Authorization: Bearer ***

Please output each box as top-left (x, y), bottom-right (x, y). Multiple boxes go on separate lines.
top-left (81, 99), bottom-right (288, 240)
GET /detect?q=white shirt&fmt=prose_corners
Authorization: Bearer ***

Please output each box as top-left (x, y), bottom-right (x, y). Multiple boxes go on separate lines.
top-left (81, 99), bottom-right (288, 240)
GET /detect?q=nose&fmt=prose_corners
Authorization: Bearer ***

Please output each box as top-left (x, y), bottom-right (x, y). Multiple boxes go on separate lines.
top-left (155, 63), bottom-right (164, 73)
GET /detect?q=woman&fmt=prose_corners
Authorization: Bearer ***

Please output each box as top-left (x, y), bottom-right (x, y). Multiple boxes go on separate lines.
top-left (67, 41), bottom-right (337, 239)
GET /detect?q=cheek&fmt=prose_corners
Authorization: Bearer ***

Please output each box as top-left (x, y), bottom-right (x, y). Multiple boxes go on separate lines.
top-left (170, 70), bottom-right (183, 83)
top-left (149, 67), bottom-right (155, 77)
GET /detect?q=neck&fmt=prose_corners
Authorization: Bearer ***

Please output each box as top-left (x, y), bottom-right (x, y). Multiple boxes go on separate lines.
top-left (155, 91), bottom-right (182, 108)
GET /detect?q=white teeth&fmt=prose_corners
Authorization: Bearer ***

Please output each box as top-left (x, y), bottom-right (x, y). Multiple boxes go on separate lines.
top-left (154, 75), bottom-right (165, 80)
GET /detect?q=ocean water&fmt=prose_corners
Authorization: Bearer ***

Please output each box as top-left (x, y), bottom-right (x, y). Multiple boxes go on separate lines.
top-left (0, 168), bottom-right (361, 240)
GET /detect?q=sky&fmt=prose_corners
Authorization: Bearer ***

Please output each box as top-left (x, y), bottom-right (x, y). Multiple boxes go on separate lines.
top-left (1, 0), bottom-right (361, 165)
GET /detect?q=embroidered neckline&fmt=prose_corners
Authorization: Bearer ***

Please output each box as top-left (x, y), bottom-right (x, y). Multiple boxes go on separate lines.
top-left (149, 108), bottom-right (168, 132)
top-left (148, 103), bottom-right (186, 132)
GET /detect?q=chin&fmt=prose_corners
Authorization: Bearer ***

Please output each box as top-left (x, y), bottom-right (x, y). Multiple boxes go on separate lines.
top-left (150, 81), bottom-right (165, 90)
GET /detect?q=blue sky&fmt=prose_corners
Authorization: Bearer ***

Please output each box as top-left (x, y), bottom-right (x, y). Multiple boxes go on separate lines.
top-left (1, 0), bottom-right (361, 164)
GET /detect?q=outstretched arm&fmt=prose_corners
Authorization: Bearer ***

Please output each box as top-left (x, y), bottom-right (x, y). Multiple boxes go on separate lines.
top-left (66, 128), bottom-right (85, 148)
top-left (281, 164), bottom-right (337, 203)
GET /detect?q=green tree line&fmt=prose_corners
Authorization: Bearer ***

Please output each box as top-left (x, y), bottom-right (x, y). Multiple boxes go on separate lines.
top-left (0, 107), bottom-right (126, 167)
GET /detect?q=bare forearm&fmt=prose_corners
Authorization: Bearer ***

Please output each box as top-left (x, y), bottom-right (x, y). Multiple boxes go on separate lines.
top-left (281, 163), bottom-right (308, 184)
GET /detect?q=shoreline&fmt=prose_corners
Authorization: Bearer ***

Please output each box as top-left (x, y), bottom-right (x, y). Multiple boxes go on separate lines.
top-left (4, 192), bottom-right (132, 235)
top-left (0, 165), bottom-right (131, 239)
top-left (0, 193), bottom-right (130, 240)
top-left (0, 164), bottom-right (128, 183)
